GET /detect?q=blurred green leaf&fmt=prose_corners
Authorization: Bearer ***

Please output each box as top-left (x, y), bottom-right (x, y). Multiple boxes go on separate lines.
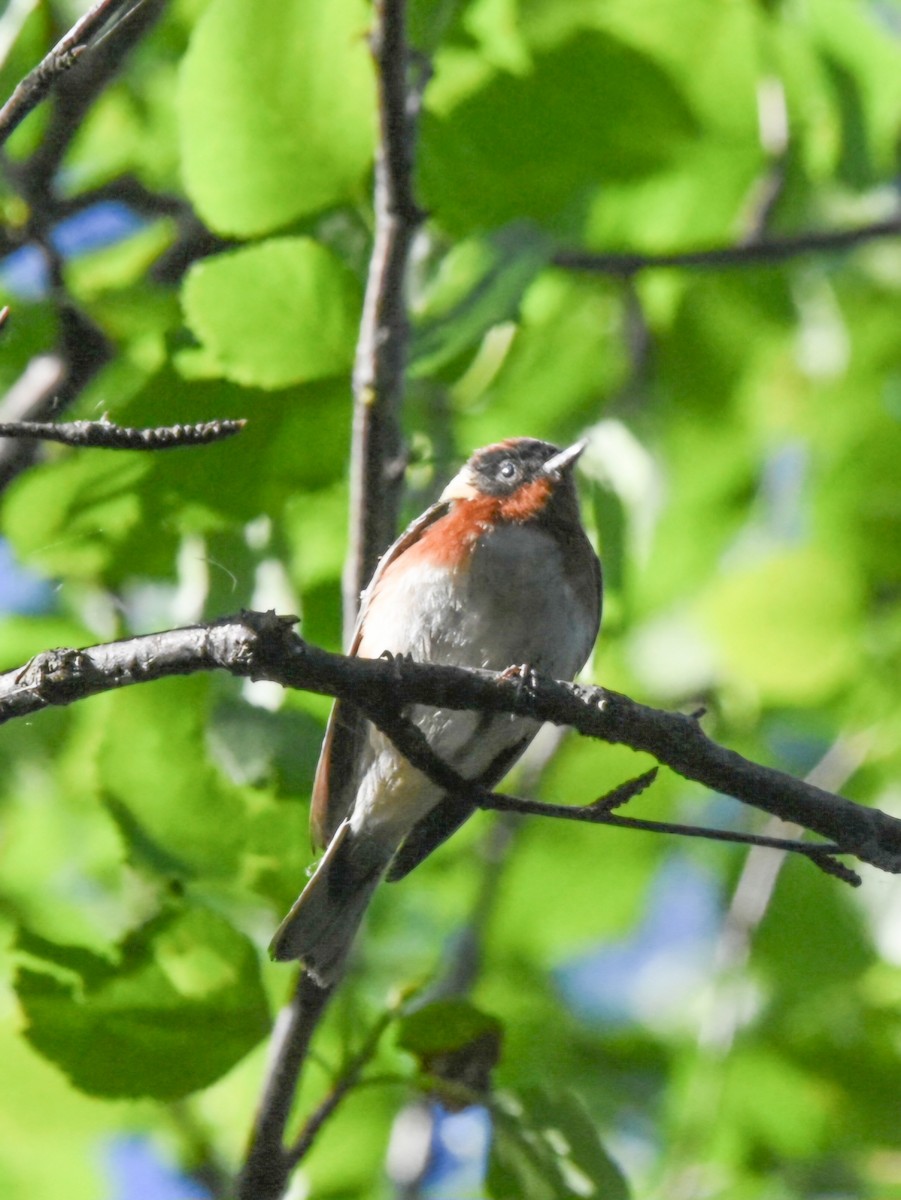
top-left (411, 223), bottom-right (553, 377)
top-left (16, 903), bottom-right (269, 1099)
top-left (489, 1086), bottom-right (629, 1200)
top-left (453, 270), bottom-right (625, 448)
top-left (699, 547), bottom-right (862, 705)
top-left (96, 678), bottom-right (249, 882)
top-left (3, 452), bottom-right (153, 582)
top-left (181, 238), bottom-right (360, 389)
top-left (398, 997), bottom-right (502, 1057)
top-left (178, 0), bottom-right (375, 236)
top-left (420, 31), bottom-right (697, 236)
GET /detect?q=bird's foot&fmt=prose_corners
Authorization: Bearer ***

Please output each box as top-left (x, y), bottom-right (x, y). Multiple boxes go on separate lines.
top-left (379, 649), bottom-right (416, 682)
top-left (499, 661), bottom-right (540, 702)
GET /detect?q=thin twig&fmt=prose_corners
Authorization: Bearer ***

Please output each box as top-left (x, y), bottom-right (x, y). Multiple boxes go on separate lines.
top-left (0, 0), bottom-right (149, 146)
top-left (0, 417), bottom-right (246, 449)
top-left (168, 1101), bottom-right (231, 1200)
top-left (287, 1007), bottom-right (395, 1167)
top-left (553, 215), bottom-right (901, 277)
top-left (343, 0), bottom-right (427, 644)
top-left (372, 709), bottom-right (859, 884)
top-left (48, 173), bottom-right (187, 220)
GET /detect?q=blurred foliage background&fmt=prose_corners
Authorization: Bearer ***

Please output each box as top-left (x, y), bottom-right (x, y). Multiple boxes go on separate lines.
top-left (2, 0), bottom-right (901, 1196)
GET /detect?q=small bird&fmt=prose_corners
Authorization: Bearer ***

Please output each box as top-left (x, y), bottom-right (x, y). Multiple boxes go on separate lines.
top-left (270, 437), bottom-right (602, 985)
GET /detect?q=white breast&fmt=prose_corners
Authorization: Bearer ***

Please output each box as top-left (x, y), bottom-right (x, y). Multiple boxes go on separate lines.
top-left (352, 522), bottom-right (596, 847)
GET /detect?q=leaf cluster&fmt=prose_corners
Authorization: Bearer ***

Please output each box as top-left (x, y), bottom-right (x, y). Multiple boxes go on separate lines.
top-left (2, 0), bottom-right (901, 1197)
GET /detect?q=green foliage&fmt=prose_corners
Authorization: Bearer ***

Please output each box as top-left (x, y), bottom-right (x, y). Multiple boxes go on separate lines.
top-left (2, 0), bottom-right (901, 1196)
top-left (181, 238), bottom-right (361, 388)
top-left (178, 0), bottom-right (375, 236)
top-left (489, 1088), bottom-right (630, 1200)
top-left (16, 905), bottom-right (270, 1100)
top-left (419, 31), bottom-right (697, 237)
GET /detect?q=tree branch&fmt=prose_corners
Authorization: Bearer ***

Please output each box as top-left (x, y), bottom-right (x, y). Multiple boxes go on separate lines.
top-left (0, 0), bottom-right (158, 147)
top-left (0, 610), bottom-right (896, 873)
top-left (0, 417), bottom-right (246, 449)
top-left (343, 0), bottom-right (427, 643)
top-left (236, 971), bottom-right (334, 1200)
top-left (553, 215), bottom-right (901, 277)
top-left (368, 708), bottom-right (858, 885)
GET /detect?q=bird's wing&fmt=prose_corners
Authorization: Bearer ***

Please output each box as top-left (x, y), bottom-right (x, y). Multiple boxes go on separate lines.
top-left (309, 499), bottom-right (453, 849)
top-left (385, 728), bottom-right (533, 881)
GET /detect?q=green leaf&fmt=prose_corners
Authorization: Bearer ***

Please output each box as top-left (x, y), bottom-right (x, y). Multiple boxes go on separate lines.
top-left (419, 31), bottom-right (696, 236)
top-left (181, 238), bottom-right (360, 389)
top-left (698, 547), bottom-right (862, 705)
top-left (398, 998), bottom-right (502, 1057)
top-left (489, 1087), bottom-right (629, 1200)
top-left (410, 223), bottom-right (553, 378)
top-left (16, 904), bottom-right (270, 1099)
top-left (97, 678), bottom-right (250, 882)
top-left (178, 0), bottom-right (375, 236)
top-left (454, 270), bottom-right (626, 449)
top-left (2, 453), bottom-right (153, 582)
top-left (488, 739), bottom-right (665, 964)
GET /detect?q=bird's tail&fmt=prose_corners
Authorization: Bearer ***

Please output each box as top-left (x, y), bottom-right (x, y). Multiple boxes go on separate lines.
top-left (269, 820), bottom-right (388, 987)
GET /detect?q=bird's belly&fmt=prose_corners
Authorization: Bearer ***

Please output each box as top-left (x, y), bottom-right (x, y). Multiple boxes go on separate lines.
top-left (360, 523), bottom-right (593, 676)
top-left (351, 522), bottom-right (594, 847)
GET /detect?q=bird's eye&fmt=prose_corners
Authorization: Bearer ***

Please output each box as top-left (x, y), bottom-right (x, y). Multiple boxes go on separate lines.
top-left (497, 460), bottom-right (518, 481)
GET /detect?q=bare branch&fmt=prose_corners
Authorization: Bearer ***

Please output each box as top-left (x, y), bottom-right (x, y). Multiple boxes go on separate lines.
top-left (0, 0), bottom-right (155, 147)
top-left (554, 215), bottom-right (901, 277)
top-left (0, 610), bottom-right (895, 873)
top-left (236, 972), bottom-right (334, 1200)
top-left (369, 708), bottom-right (858, 884)
top-left (0, 417), bottom-right (246, 449)
top-left (343, 0), bottom-right (427, 643)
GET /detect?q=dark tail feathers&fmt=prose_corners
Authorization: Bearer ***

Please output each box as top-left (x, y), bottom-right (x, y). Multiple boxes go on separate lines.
top-left (269, 821), bottom-right (387, 987)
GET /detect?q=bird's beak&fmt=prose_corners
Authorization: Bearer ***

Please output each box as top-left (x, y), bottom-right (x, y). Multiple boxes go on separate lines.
top-left (542, 439), bottom-right (587, 479)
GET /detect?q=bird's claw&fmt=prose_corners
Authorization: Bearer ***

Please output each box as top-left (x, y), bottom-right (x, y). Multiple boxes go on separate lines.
top-left (500, 662), bottom-right (540, 699)
top-left (379, 649), bottom-right (416, 681)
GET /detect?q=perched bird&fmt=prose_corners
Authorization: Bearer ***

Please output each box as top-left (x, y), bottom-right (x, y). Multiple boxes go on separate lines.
top-left (270, 437), bottom-right (602, 985)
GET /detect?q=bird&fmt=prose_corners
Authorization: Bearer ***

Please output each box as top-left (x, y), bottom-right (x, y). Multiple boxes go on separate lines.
top-left (269, 437), bottom-right (602, 985)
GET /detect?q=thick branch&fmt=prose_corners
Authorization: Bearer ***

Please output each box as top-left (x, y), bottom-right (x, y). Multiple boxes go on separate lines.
top-left (0, 610), bottom-right (897, 872)
top-left (554, 215), bottom-right (901, 277)
top-left (343, 0), bottom-right (426, 642)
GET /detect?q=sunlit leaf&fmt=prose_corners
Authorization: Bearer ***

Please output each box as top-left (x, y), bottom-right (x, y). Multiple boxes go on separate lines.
top-left (16, 904), bottom-right (270, 1099)
top-left (181, 238), bottom-right (360, 389)
top-left (420, 31), bottom-right (697, 236)
top-left (178, 0), bottom-right (375, 235)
